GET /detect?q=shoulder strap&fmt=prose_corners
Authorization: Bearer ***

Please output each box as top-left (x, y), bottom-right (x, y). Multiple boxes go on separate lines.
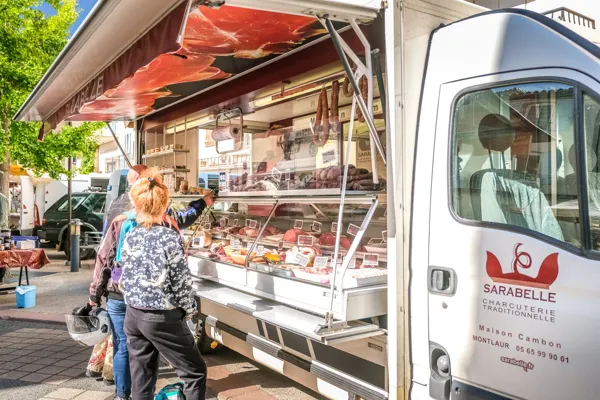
top-left (115, 212), bottom-right (137, 263)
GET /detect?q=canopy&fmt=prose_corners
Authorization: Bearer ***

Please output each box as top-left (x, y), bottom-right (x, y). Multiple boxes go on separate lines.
top-left (14, 0), bottom-right (379, 139)
top-left (10, 165), bottom-right (29, 177)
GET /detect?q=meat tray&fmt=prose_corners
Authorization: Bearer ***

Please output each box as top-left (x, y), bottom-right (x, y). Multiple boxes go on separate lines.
top-left (249, 262), bottom-right (295, 278)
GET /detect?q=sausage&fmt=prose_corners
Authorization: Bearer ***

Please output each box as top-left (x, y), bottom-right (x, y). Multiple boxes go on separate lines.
top-left (326, 166), bottom-right (341, 180)
top-left (330, 80), bottom-right (340, 128)
top-left (313, 88), bottom-right (330, 147)
top-left (358, 76), bottom-right (368, 123)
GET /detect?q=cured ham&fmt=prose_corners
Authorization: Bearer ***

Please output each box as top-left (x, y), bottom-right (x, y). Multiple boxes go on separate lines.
top-left (283, 228), bottom-right (307, 243)
top-left (103, 51), bottom-right (229, 98)
top-left (182, 6), bottom-right (325, 59)
top-left (318, 232), bottom-right (352, 249)
top-left (77, 91), bottom-right (172, 119)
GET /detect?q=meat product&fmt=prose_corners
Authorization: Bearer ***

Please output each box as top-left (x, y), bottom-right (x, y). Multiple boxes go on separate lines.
top-left (326, 166), bottom-right (341, 181)
top-left (330, 80), bottom-right (340, 126)
top-left (318, 232), bottom-right (352, 250)
top-left (182, 6), bottom-right (326, 58)
top-left (246, 180), bottom-right (278, 192)
top-left (312, 88), bottom-right (329, 147)
top-left (78, 91), bottom-right (172, 119)
top-left (263, 225), bottom-right (281, 235)
top-left (283, 228), bottom-right (307, 243)
top-left (244, 229), bottom-right (258, 238)
top-left (228, 227), bottom-right (242, 235)
top-left (103, 51), bottom-right (229, 98)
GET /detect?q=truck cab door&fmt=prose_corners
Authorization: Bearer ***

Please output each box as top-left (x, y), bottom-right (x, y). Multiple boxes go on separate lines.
top-left (427, 69), bottom-right (600, 400)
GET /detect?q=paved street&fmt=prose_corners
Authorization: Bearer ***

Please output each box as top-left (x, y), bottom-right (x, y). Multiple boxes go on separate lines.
top-left (0, 248), bottom-right (321, 400)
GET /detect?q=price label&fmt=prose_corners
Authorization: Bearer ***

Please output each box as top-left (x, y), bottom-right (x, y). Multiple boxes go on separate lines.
top-left (248, 220), bottom-right (258, 229)
top-left (202, 222), bottom-right (211, 230)
top-left (368, 238), bottom-right (384, 245)
top-left (278, 241), bottom-right (284, 251)
top-left (347, 223), bottom-right (360, 236)
top-left (233, 219), bottom-right (239, 227)
top-left (297, 235), bottom-right (315, 247)
top-left (322, 149), bottom-right (336, 163)
top-left (256, 245), bottom-right (265, 256)
top-left (338, 256), bottom-right (356, 269)
top-left (285, 169), bottom-right (291, 181)
top-left (314, 256), bottom-right (329, 269)
top-left (232, 239), bottom-right (241, 250)
top-left (219, 217), bottom-right (228, 227)
top-left (382, 230), bottom-right (387, 243)
top-left (296, 253), bottom-right (311, 267)
top-left (192, 236), bottom-right (205, 248)
top-left (331, 222), bottom-right (341, 233)
top-left (363, 253), bottom-right (379, 266)
top-left (294, 220), bottom-right (304, 229)
top-left (311, 221), bottom-right (322, 233)
top-left (271, 167), bottom-right (282, 182)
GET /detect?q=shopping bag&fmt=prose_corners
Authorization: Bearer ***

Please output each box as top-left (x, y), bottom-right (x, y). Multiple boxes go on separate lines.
top-left (155, 382), bottom-right (185, 400)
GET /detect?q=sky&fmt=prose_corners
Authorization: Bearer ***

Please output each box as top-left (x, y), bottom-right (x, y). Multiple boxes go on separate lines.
top-left (39, 0), bottom-right (99, 37)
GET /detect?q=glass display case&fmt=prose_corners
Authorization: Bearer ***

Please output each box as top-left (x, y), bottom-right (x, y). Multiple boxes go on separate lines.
top-left (183, 193), bottom-right (388, 321)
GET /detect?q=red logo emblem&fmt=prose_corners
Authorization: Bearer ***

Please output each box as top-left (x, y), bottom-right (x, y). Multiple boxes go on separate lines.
top-left (486, 244), bottom-right (558, 289)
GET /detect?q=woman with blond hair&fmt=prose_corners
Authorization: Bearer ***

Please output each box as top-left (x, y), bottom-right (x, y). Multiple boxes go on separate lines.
top-left (121, 169), bottom-right (210, 400)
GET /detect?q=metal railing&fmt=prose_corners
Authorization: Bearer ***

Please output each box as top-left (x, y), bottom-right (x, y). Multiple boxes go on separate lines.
top-left (543, 7), bottom-right (596, 29)
top-left (81, 231), bottom-right (102, 251)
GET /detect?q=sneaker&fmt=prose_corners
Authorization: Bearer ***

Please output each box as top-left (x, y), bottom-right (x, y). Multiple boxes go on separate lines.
top-left (114, 397), bottom-right (131, 400)
top-left (103, 378), bottom-right (115, 386)
top-left (85, 370), bottom-right (102, 378)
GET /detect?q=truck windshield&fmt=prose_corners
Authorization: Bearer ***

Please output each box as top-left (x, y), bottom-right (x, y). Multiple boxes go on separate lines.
top-left (56, 194), bottom-right (87, 212)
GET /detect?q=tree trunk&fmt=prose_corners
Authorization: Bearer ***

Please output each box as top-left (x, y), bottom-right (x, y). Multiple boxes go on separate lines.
top-left (0, 154), bottom-right (10, 230)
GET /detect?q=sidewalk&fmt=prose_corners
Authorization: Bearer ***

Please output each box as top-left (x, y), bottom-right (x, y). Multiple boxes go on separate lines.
top-left (0, 249), bottom-right (320, 400)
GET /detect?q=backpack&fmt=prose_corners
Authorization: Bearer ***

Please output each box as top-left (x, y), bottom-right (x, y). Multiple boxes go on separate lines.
top-left (112, 211), bottom-right (137, 285)
top-left (155, 382), bottom-right (185, 400)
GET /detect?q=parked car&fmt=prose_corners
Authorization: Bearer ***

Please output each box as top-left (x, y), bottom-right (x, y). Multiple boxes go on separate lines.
top-left (35, 192), bottom-right (106, 259)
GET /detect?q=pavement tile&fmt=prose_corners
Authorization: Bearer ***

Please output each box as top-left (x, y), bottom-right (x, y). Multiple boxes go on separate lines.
top-left (72, 390), bottom-right (113, 400)
top-left (66, 353), bottom-right (91, 361)
top-left (7, 342), bottom-right (29, 349)
top-left (32, 357), bottom-right (57, 366)
top-left (227, 391), bottom-right (278, 400)
top-left (36, 350), bottom-right (60, 358)
top-left (54, 359), bottom-right (80, 368)
top-left (44, 388), bottom-right (85, 399)
top-left (23, 338), bottom-right (44, 344)
top-left (24, 343), bottom-right (47, 351)
top-left (13, 348), bottom-right (38, 356)
top-left (13, 355), bottom-right (39, 364)
top-left (155, 378), bottom-right (171, 393)
top-left (0, 368), bottom-right (8, 375)
top-left (216, 386), bottom-right (261, 400)
top-left (46, 351), bottom-right (70, 360)
top-left (0, 347), bottom-right (17, 355)
top-left (19, 372), bottom-right (53, 383)
top-left (4, 361), bottom-right (26, 370)
top-left (37, 365), bottom-right (68, 375)
top-left (15, 363), bottom-right (46, 372)
top-left (0, 354), bottom-right (19, 362)
top-left (0, 370), bottom-right (29, 380)
top-left (57, 367), bottom-right (86, 377)
top-left (44, 375), bottom-right (73, 385)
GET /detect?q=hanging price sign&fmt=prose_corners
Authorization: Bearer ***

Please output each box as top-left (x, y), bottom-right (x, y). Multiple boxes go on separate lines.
top-left (347, 223), bottom-right (360, 236)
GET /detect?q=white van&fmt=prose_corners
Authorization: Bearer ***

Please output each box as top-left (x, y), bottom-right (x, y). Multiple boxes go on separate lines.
top-left (9, 175), bottom-right (35, 236)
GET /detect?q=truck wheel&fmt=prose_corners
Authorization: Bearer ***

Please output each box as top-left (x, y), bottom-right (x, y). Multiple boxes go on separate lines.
top-left (189, 314), bottom-right (223, 354)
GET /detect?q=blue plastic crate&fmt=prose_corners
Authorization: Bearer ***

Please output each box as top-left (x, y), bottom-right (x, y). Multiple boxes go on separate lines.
top-left (11, 236), bottom-right (40, 248)
top-left (16, 285), bottom-right (36, 308)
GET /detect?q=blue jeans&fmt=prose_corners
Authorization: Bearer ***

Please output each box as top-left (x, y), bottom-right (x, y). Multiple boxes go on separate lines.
top-left (107, 299), bottom-right (131, 398)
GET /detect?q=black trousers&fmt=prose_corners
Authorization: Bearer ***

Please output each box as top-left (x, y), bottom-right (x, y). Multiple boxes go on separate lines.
top-left (124, 306), bottom-right (207, 400)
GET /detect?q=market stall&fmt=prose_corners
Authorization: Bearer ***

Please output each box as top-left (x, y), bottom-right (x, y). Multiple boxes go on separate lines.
top-left (0, 248), bottom-right (50, 293)
top-left (14, 1), bottom-right (390, 398)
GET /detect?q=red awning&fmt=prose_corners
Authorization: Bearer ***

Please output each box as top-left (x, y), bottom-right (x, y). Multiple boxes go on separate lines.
top-left (39, 3), bottom-right (329, 138)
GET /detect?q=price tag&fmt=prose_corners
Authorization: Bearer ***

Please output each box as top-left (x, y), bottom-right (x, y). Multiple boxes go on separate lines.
top-left (285, 169), bottom-right (291, 181)
top-left (368, 238), bottom-right (384, 245)
top-left (248, 220), bottom-right (258, 229)
top-left (311, 221), bottom-right (322, 233)
top-left (271, 167), bottom-right (282, 182)
top-left (339, 256), bottom-right (356, 269)
top-left (331, 222), bottom-right (341, 233)
top-left (297, 235), bottom-right (315, 247)
top-left (382, 230), bottom-right (387, 243)
top-left (322, 150), bottom-right (336, 163)
top-left (192, 236), bottom-right (205, 248)
top-left (202, 222), bottom-right (211, 230)
top-left (233, 219), bottom-right (239, 227)
top-left (314, 256), bottom-right (328, 269)
top-left (294, 220), bottom-right (304, 229)
top-left (219, 217), bottom-right (228, 227)
top-left (278, 241), bottom-right (284, 251)
top-left (347, 223), bottom-right (360, 236)
top-left (363, 253), bottom-right (379, 266)
top-left (296, 253), bottom-right (311, 267)
top-left (232, 239), bottom-right (241, 250)
top-left (256, 245), bottom-right (265, 256)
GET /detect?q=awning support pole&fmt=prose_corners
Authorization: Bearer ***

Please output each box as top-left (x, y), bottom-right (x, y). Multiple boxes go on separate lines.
top-left (321, 17), bottom-right (386, 166)
top-left (105, 122), bottom-right (133, 169)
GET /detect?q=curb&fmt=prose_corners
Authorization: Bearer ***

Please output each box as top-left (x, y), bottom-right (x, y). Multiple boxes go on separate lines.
top-left (0, 310), bottom-right (65, 325)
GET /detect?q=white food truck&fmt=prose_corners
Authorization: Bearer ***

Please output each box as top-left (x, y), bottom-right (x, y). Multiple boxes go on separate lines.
top-left (14, 1), bottom-right (600, 399)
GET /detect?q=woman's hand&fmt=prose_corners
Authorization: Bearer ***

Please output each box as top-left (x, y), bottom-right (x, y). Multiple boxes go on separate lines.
top-left (204, 190), bottom-right (216, 207)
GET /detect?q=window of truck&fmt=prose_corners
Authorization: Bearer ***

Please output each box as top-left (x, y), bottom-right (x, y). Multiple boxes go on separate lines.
top-left (451, 82), bottom-right (581, 247)
top-left (56, 194), bottom-right (87, 212)
top-left (583, 93), bottom-right (600, 250)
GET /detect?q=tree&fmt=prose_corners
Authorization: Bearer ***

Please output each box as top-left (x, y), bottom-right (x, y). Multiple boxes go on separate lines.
top-left (0, 0), bottom-right (101, 207)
